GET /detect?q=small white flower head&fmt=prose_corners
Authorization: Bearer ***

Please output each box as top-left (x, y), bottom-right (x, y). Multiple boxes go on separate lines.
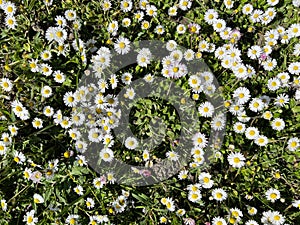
top-left (166, 151), bottom-right (179, 161)
top-left (65, 9), bottom-right (77, 21)
top-left (43, 106), bottom-right (54, 117)
top-left (245, 127), bottom-right (260, 140)
top-left (198, 101), bottom-right (214, 117)
top-left (233, 122), bottom-right (246, 134)
top-left (125, 137), bottom-right (138, 149)
top-left (0, 78), bottom-right (13, 92)
top-left (212, 216), bottom-right (227, 225)
top-left (41, 85), bottom-right (52, 98)
top-left (198, 172), bottom-right (214, 189)
top-left (114, 37), bottom-right (131, 55)
top-left (227, 152), bottom-right (246, 168)
top-left (212, 188), bottom-right (227, 201)
top-left (192, 132), bottom-right (207, 148)
top-left (188, 190), bottom-right (202, 202)
top-left (249, 98), bottom-right (265, 112)
top-left (1, 199), bottom-right (7, 211)
top-left (265, 188), bottom-right (280, 203)
top-left (33, 193), bottom-right (44, 204)
top-left (23, 210), bottom-right (38, 225)
top-left (32, 118), bottom-right (43, 129)
top-left (14, 151), bottom-right (26, 164)
top-left (100, 148), bottom-right (114, 162)
top-left (85, 197), bottom-right (95, 209)
top-left (271, 118), bottom-right (285, 131)
top-left (254, 135), bottom-right (269, 147)
top-left (74, 185), bottom-right (84, 195)
top-left (287, 137), bottom-right (299, 151)
top-left (288, 62), bottom-right (300, 75)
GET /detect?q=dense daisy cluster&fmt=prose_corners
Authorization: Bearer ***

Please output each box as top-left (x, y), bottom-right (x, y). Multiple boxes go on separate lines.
top-left (0, 0), bottom-right (300, 224)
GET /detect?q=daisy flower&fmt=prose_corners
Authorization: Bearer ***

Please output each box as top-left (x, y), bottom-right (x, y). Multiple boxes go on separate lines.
top-left (93, 176), bottom-right (106, 189)
top-left (176, 24), bottom-right (186, 34)
top-left (114, 37), bottom-right (131, 55)
top-left (54, 27), bottom-right (67, 43)
top-left (74, 185), bottom-right (84, 195)
top-left (65, 9), bottom-right (76, 21)
top-left (233, 87), bottom-right (251, 105)
top-left (198, 172), bottom-right (214, 189)
top-left (55, 15), bottom-right (66, 27)
top-left (39, 63), bottom-right (52, 76)
top-left (85, 198), bottom-right (95, 209)
top-left (23, 210), bottom-right (38, 225)
top-left (100, 148), bottom-right (114, 162)
top-left (164, 197), bottom-right (175, 211)
top-left (254, 135), bottom-right (269, 146)
top-left (107, 20), bottom-right (118, 35)
top-left (213, 19), bottom-right (226, 32)
top-left (274, 93), bottom-right (289, 107)
top-left (41, 86), bottom-right (52, 98)
top-left (3, 2), bottom-right (16, 15)
top-left (188, 23), bottom-right (201, 34)
top-left (198, 101), bottom-right (214, 117)
top-left (32, 118), bottom-right (43, 129)
top-left (40, 50), bottom-right (52, 61)
top-left (53, 70), bottom-right (66, 83)
top-left (120, 0), bottom-right (132, 12)
top-left (125, 137), bottom-right (138, 150)
top-left (271, 118), bottom-right (285, 131)
top-left (233, 122), bottom-right (246, 134)
top-left (250, 9), bottom-right (263, 23)
top-left (122, 18), bottom-right (131, 27)
top-left (288, 62), bottom-right (300, 75)
top-left (33, 194), bottom-right (44, 204)
top-left (249, 98), bottom-right (265, 112)
top-left (287, 137), bottom-right (299, 151)
top-left (266, 188), bottom-right (280, 203)
top-left (63, 92), bottom-right (77, 107)
top-left (14, 151), bottom-right (26, 164)
top-left (292, 199), bottom-right (300, 209)
top-left (5, 16), bottom-right (17, 29)
top-left (204, 9), bottom-right (218, 24)
top-left (267, 77), bottom-right (281, 91)
top-left (166, 151), bottom-right (179, 161)
top-left (146, 5), bottom-right (157, 17)
top-left (212, 188), bottom-right (227, 201)
top-left (242, 4), bottom-right (253, 15)
top-left (0, 78), bottom-right (13, 92)
top-left (66, 215), bottom-right (79, 225)
top-left (188, 190), bottom-right (202, 202)
top-left (192, 132), bottom-right (207, 148)
top-left (211, 114), bottom-right (226, 131)
top-left (227, 152), bottom-right (245, 168)
top-left (245, 127), bottom-right (259, 140)
top-left (0, 141), bottom-right (7, 155)
top-left (178, 0), bottom-right (192, 11)
top-left (212, 217), bottom-right (227, 225)
top-left (223, 0), bottom-right (234, 9)
top-left (1, 199), bottom-right (7, 211)
top-left (178, 170), bottom-right (188, 180)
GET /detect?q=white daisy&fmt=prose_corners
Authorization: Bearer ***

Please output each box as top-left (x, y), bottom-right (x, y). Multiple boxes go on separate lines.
top-left (65, 9), bottom-right (77, 21)
top-left (271, 118), bottom-right (285, 131)
top-left (0, 78), bottom-right (13, 92)
top-left (287, 137), bottom-right (299, 151)
top-left (227, 152), bottom-right (245, 168)
top-left (245, 127), bottom-right (260, 140)
top-left (266, 188), bottom-right (280, 203)
top-left (212, 188), bottom-right (227, 201)
top-left (114, 37), bottom-right (131, 55)
top-left (125, 137), bottom-right (138, 149)
top-left (41, 86), bottom-right (52, 98)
